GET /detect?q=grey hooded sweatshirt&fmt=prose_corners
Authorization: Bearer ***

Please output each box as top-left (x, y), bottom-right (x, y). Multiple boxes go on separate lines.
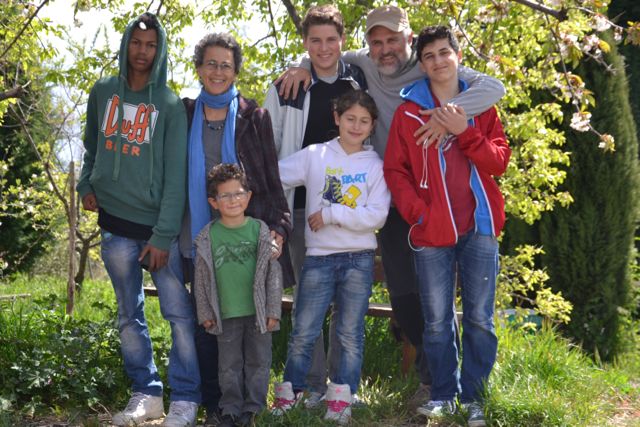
top-left (193, 218), bottom-right (283, 334)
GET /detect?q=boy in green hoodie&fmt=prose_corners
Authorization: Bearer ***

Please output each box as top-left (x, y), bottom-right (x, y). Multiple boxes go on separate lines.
top-left (77, 12), bottom-right (199, 427)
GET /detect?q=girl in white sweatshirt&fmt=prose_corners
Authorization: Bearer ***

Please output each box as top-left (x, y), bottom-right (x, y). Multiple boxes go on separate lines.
top-left (272, 91), bottom-right (390, 424)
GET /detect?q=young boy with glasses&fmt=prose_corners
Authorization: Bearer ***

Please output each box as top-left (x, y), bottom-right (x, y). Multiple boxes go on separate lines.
top-left (193, 163), bottom-right (283, 427)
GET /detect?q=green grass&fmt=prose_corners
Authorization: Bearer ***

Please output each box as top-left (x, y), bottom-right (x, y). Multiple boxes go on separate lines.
top-left (1, 275), bottom-right (639, 426)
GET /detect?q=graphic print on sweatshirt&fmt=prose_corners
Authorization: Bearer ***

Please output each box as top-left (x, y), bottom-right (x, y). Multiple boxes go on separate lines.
top-left (101, 95), bottom-right (159, 156)
top-left (213, 240), bottom-right (257, 270)
top-left (319, 166), bottom-right (366, 209)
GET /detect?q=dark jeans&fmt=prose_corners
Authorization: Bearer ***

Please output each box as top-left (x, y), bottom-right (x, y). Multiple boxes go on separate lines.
top-left (379, 207), bottom-right (431, 385)
top-left (185, 258), bottom-right (222, 413)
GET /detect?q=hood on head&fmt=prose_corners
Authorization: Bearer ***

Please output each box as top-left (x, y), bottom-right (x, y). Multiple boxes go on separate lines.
top-left (118, 12), bottom-right (168, 88)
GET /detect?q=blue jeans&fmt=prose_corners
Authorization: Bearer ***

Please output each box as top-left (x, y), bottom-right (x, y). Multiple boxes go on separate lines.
top-left (101, 231), bottom-right (201, 403)
top-left (283, 250), bottom-right (374, 394)
top-left (413, 232), bottom-right (498, 403)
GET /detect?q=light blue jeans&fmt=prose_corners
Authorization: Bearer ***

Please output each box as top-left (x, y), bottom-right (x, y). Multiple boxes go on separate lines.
top-left (413, 232), bottom-right (498, 403)
top-left (283, 250), bottom-right (374, 395)
top-left (101, 230), bottom-right (200, 403)
top-left (290, 207), bottom-right (339, 394)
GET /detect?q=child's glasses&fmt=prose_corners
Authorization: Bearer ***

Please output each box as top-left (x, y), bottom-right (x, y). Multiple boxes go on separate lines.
top-left (216, 191), bottom-right (249, 202)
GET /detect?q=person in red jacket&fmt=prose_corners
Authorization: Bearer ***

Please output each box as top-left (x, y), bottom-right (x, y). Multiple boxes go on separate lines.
top-left (384, 26), bottom-right (511, 427)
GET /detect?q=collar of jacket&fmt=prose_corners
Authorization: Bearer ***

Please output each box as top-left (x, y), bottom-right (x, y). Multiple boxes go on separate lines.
top-left (308, 59), bottom-right (359, 89)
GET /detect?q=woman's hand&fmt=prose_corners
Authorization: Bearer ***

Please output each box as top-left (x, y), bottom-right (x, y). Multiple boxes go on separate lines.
top-left (270, 230), bottom-right (284, 259)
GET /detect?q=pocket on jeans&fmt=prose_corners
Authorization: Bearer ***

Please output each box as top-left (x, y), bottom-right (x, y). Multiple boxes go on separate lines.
top-left (352, 253), bottom-right (374, 272)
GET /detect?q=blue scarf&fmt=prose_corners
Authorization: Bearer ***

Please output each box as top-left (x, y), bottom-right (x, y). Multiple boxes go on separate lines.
top-left (188, 85), bottom-right (239, 256)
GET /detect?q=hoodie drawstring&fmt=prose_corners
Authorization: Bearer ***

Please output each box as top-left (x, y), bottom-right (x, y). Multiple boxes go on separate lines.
top-left (403, 110), bottom-right (429, 189)
top-left (148, 85), bottom-right (154, 189)
top-left (112, 79), bottom-right (125, 181)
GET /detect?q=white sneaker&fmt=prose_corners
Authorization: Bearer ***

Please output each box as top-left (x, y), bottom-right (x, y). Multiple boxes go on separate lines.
top-left (112, 392), bottom-right (164, 426)
top-left (304, 391), bottom-right (325, 409)
top-left (324, 382), bottom-right (351, 425)
top-left (162, 400), bottom-right (198, 427)
top-left (416, 399), bottom-right (456, 417)
top-left (271, 381), bottom-right (301, 415)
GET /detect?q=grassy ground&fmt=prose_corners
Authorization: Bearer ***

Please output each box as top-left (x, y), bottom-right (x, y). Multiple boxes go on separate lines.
top-left (1, 275), bottom-right (639, 426)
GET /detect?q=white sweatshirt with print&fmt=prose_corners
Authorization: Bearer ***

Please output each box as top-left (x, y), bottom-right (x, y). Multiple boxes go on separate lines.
top-left (278, 138), bottom-right (391, 256)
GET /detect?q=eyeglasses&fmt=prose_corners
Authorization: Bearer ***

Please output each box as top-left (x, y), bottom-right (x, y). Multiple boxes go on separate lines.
top-left (203, 60), bottom-right (234, 73)
top-left (216, 191), bottom-right (249, 202)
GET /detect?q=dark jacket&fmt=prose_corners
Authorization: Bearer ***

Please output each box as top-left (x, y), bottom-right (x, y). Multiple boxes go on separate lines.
top-left (183, 95), bottom-right (295, 287)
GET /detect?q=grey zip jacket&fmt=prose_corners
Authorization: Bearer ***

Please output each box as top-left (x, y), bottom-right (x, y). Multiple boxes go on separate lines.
top-left (193, 217), bottom-right (283, 334)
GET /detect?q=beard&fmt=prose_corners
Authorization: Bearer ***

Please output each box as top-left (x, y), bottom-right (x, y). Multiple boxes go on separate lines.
top-left (373, 51), bottom-right (409, 76)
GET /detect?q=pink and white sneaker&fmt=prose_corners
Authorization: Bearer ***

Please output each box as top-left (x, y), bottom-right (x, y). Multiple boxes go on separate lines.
top-left (271, 381), bottom-right (301, 415)
top-left (324, 382), bottom-right (352, 425)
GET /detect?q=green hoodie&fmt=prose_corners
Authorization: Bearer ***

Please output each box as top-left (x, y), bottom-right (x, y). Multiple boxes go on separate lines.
top-left (77, 14), bottom-right (187, 251)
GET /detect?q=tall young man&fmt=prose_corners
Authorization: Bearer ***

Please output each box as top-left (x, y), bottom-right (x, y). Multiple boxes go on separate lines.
top-left (263, 5), bottom-right (367, 407)
top-left (277, 5), bottom-right (505, 407)
top-left (384, 26), bottom-right (511, 427)
top-left (77, 13), bottom-right (199, 427)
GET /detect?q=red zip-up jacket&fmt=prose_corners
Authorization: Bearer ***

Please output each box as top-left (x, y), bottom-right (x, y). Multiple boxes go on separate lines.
top-left (384, 100), bottom-right (510, 247)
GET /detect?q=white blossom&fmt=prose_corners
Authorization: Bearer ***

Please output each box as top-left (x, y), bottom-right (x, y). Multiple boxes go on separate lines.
top-left (570, 112), bottom-right (591, 132)
top-left (594, 14), bottom-right (611, 32)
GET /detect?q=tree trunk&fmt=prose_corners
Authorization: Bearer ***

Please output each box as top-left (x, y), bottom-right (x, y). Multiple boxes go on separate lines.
top-left (66, 161), bottom-right (76, 315)
top-left (74, 229), bottom-right (99, 288)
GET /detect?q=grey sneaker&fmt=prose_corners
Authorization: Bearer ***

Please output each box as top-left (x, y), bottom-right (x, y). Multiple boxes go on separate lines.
top-left (112, 392), bottom-right (164, 426)
top-left (217, 414), bottom-right (236, 427)
top-left (203, 408), bottom-right (223, 427)
top-left (161, 400), bottom-right (198, 427)
top-left (416, 399), bottom-right (456, 417)
top-left (466, 402), bottom-right (486, 427)
top-left (351, 393), bottom-right (366, 408)
top-left (304, 391), bottom-right (325, 409)
top-left (237, 411), bottom-right (256, 427)
top-left (407, 383), bottom-right (431, 412)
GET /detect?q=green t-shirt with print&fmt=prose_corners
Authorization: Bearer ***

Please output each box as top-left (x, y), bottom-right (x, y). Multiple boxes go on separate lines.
top-left (210, 218), bottom-right (259, 319)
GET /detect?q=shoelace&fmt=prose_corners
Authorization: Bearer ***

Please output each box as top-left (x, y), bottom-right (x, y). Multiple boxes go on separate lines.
top-left (168, 402), bottom-right (192, 417)
top-left (467, 404), bottom-right (483, 417)
top-left (326, 399), bottom-right (350, 413)
top-left (123, 392), bottom-right (147, 412)
top-left (272, 397), bottom-right (295, 409)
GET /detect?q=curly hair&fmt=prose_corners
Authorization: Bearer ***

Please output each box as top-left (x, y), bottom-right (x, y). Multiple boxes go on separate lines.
top-left (206, 163), bottom-right (249, 198)
top-left (193, 32), bottom-right (243, 74)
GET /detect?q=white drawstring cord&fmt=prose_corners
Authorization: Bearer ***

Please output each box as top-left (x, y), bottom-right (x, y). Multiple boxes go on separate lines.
top-left (408, 222), bottom-right (424, 252)
top-left (420, 143), bottom-right (428, 189)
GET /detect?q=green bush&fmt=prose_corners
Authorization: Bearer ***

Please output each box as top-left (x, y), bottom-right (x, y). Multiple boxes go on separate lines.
top-left (0, 293), bottom-right (128, 415)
